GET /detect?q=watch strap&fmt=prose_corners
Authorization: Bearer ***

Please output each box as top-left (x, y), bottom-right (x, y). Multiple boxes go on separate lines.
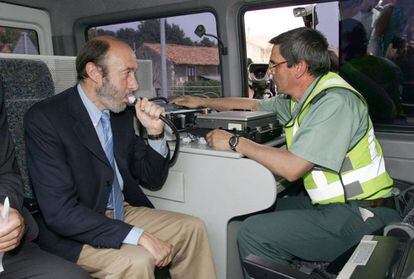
top-left (229, 134), bottom-right (240, 151)
top-left (147, 132), bottom-right (164, 140)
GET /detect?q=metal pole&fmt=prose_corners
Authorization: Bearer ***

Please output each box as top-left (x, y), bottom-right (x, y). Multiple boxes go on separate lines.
top-left (160, 18), bottom-right (168, 98)
top-left (23, 32), bottom-right (28, 54)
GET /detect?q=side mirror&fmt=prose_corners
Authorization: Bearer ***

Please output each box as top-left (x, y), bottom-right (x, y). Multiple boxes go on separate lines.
top-left (193, 24), bottom-right (227, 55)
top-left (195, 25), bottom-right (206, 38)
top-left (293, 4), bottom-right (318, 29)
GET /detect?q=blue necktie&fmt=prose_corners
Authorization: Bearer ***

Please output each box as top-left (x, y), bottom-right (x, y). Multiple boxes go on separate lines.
top-left (101, 110), bottom-right (124, 220)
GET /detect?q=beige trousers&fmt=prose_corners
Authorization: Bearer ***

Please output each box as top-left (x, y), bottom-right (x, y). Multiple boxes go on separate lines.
top-left (77, 204), bottom-right (216, 279)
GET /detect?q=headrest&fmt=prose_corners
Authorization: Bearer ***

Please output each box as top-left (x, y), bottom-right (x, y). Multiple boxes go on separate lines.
top-left (0, 58), bottom-right (54, 99)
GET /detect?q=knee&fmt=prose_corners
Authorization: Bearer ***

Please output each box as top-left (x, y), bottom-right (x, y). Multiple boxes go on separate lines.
top-left (182, 216), bottom-right (208, 235)
top-left (127, 252), bottom-right (155, 274)
top-left (237, 216), bottom-right (260, 245)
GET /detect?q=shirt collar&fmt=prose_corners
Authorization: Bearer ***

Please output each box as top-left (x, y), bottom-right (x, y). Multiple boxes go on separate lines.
top-left (77, 83), bottom-right (103, 127)
top-left (290, 76), bottom-right (321, 118)
top-left (294, 76), bottom-right (320, 108)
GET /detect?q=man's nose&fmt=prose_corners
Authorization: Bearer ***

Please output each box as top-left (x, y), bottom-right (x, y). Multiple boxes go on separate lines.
top-left (129, 76), bottom-right (139, 91)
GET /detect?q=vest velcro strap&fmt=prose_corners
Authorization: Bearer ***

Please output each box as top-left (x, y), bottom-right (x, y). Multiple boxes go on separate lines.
top-left (307, 156), bottom-right (387, 202)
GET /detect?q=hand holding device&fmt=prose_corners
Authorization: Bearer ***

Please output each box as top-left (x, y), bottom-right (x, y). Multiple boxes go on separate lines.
top-left (128, 96), bottom-right (181, 166)
top-left (129, 96), bottom-right (165, 136)
top-left (0, 198), bottom-right (25, 253)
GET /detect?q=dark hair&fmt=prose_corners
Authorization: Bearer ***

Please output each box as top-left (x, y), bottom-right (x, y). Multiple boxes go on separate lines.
top-left (76, 37), bottom-right (111, 81)
top-left (269, 27), bottom-right (330, 77)
top-left (340, 0), bottom-right (363, 10)
top-left (340, 19), bottom-right (368, 61)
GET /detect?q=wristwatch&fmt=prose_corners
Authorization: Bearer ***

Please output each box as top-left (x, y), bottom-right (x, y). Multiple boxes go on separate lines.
top-left (228, 134), bottom-right (240, 151)
top-left (147, 132), bottom-right (164, 140)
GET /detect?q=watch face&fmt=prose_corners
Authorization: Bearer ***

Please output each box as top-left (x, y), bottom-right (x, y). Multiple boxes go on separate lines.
top-left (229, 135), bottom-right (239, 150)
top-left (230, 136), bottom-right (236, 146)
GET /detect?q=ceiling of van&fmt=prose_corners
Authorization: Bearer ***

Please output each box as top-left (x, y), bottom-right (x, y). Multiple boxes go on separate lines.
top-left (1, 0), bottom-right (223, 55)
top-left (2, 0), bottom-right (195, 16)
top-left (2, 0), bottom-right (198, 33)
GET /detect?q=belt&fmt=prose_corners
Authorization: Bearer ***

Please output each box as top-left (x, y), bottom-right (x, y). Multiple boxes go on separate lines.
top-left (355, 197), bottom-right (395, 209)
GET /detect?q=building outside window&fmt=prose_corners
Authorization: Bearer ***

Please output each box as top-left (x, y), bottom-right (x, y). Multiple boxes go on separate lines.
top-left (88, 12), bottom-right (222, 99)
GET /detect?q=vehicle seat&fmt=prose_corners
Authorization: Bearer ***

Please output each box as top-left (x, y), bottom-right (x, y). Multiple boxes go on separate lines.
top-left (384, 182), bottom-right (414, 239)
top-left (0, 57), bottom-right (172, 279)
top-left (0, 57), bottom-right (54, 207)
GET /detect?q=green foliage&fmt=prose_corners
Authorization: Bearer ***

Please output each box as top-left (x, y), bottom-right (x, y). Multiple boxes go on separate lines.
top-left (166, 23), bottom-right (193, 45)
top-left (195, 37), bottom-right (217, 47)
top-left (88, 28), bottom-right (116, 38)
top-left (0, 27), bottom-right (39, 53)
top-left (134, 19), bottom-right (194, 46)
top-left (89, 19), bottom-right (197, 49)
top-left (0, 28), bottom-right (20, 45)
top-left (173, 80), bottom-right (221, 98)
top-left (116, 28), bottom-right (140, 48)
top-left (184, 80), bottom-right (220, 87)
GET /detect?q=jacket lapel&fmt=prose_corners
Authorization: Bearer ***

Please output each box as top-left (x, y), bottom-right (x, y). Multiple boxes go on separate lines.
top-left (68, 87), bottom-right (111, 167)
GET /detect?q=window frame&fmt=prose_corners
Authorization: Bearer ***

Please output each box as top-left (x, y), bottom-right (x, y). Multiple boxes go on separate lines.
top-left (238, 0), bottom-right (339, 98)
top-left (0, 2), bottom-right (53, 55)
top-left (0, 25), bottom-right (40, 55)
top-left (74, 8), bottom-right (224, 97)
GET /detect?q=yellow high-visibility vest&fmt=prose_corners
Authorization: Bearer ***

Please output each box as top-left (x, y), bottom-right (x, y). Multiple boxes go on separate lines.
top-left (285, 72), bottom-right (393, 204)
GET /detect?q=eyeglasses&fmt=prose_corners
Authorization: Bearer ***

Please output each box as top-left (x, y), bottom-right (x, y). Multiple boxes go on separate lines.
top-left (268, 60), bottom-right (288, 70)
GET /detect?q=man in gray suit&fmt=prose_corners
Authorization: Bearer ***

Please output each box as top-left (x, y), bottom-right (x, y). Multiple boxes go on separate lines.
top-left (0, 84), bottom-right (90, 278)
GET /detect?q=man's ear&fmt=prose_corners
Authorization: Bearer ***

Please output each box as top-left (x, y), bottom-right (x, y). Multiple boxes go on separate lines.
top-left (85, 62), bottom-right (102, 84)
top-left (294, 60), bottom-right (309, 79)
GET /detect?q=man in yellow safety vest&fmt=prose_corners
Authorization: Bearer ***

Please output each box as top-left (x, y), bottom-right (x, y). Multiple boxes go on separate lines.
top-left (171, 27), bottom-right (401, 277)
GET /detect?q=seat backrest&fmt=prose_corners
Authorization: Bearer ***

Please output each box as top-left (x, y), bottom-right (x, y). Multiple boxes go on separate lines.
top-left (383, 185), bottom-right (414, 239)
top-left (0, 58), bottom-right (54, 198)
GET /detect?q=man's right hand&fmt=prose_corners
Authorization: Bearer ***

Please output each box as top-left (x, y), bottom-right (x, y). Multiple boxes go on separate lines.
top-left (170, 97), bottom-right (204, 108)
top-left (0, 205), bottom-right (25, 253)
top-left (138, 231), bottom-right (172, 267)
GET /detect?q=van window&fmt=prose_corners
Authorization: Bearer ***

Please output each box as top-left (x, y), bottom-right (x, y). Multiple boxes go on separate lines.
top-left (340, 0), bottom-right (414, 127)
top-left (243, 2), bottom-right (339, 99)
top-left (88, 12), bottom-right (222, 99)
top-left (0, 26), bottom-right (39, 54)
top-left (243, 0), bottom-right (414, 127)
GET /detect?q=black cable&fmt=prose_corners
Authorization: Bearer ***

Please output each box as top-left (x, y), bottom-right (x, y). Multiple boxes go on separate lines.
top-left (159, 114), bottom-right (179, 166)
top-left (147, 97), bottom-right (180, 166)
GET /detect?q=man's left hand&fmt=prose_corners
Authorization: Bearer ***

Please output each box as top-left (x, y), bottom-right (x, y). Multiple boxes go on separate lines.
top-left (135, 98), bottom-right (165, 135)
top-left (206, 129), bottom-right (233, 151)
top-left (0, 206), bottom-right (25, 253)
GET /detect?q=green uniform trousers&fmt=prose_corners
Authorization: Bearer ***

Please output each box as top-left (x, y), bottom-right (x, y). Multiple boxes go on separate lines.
top-left (237, 196), bottom-right (401, 274)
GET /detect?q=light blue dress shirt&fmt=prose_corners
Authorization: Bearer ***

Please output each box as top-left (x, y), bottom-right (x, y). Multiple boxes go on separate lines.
top-left (77, 84), bottom-right (168, 245)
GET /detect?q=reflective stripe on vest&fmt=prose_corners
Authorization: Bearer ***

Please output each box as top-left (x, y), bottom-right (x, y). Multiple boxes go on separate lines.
top-left (285, 72), bottom-right (393, 204)
top-left (307, 155), bottom-right (387, 202)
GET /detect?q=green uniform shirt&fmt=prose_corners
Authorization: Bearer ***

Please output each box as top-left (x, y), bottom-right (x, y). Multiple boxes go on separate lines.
top-left (259, 79), bottom-right (369, 172)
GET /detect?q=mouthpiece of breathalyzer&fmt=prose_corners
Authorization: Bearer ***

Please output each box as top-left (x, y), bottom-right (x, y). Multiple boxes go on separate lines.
top-left (128, 96), bottom-right (137, 106)
top-left (126, 95), bottom-right (179, 167)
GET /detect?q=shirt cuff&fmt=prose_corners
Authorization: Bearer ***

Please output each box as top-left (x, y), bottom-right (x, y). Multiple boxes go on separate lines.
top-left (123, 226), bottom-right (144, 245)
top-left (148, 136), bottom-right (168, 158)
